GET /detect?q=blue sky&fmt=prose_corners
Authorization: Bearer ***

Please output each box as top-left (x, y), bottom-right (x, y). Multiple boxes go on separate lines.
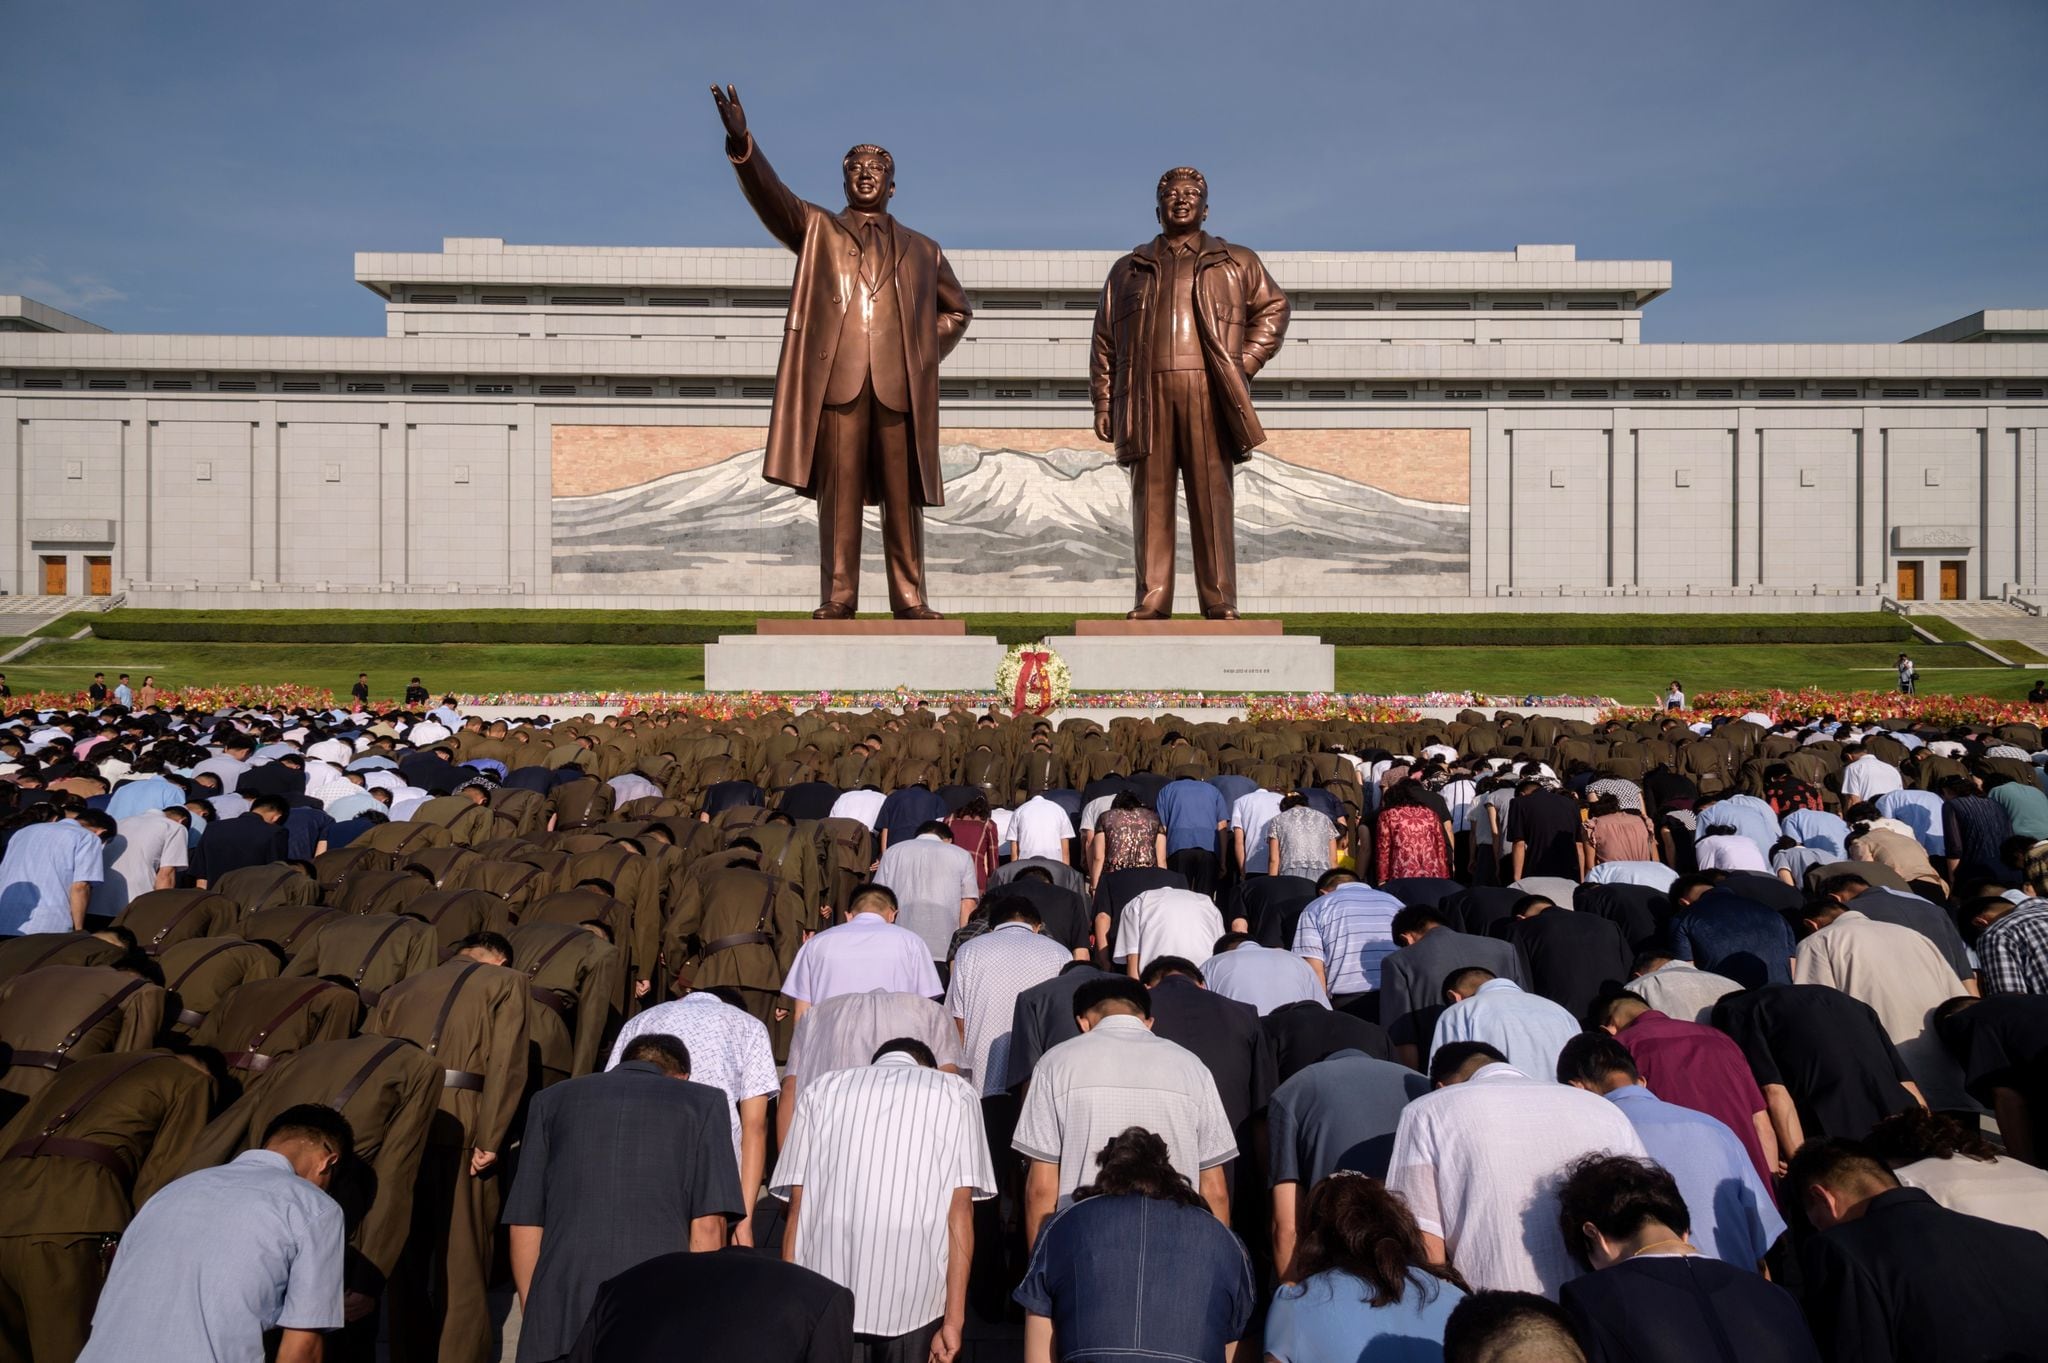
top-left (4, 0), bottom-right (2043, 342)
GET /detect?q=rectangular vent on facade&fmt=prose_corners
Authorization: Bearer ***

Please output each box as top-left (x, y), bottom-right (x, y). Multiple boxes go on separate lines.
top-left (1942, 388), bottom-right (1984, 398)
top-left (1820, 387), bottom-right (1860, 399)
top-left (537, 383), bottom-right (577, 395)
top-left (939, 385), bottom-right (970, 399)
top-left (612, 385), bottom-right (654, 397)
top-left (1490, 299), bottom-right (1544, 310)
top-left (21, 377), bottom-right (64, 389)
top-left (1312, 298), bottom-right (1374, 310)
top-left (1632, 388), bottom-right (1672, 400)
top-left (1307, 387), bottom-right (1348, 400)
top-left (1395, 300), bottom-right (1469, 311)
top-left (979, 296), bottom-right (1044, 310)
top-left (345, 382), bottom-right (386, 393)
top-left (409, 383), bottom-right (451, 394)
top-left (473, 383), bottom-right (513, 395)
top-left (741, 385), bottom-right (776, 398)
top-left (481, 294), bottom-right (529, 306)
top-left (994, 387), bottom-right (1033, 399)
top-left (1695, 388), bottom-right (1734, 399)
top-left (1370, 389), bottom-right (1411, 400)
top-left (552, 295), bottom-right (623, 306)
top-left (732, 294), bottom-right (791, 308)
top-left (1056, 387), bottom-right (1089, 399)
top-left (1508, 388), bottom-right (1547, 400)
top-left (673, 384), bottom-right (716, 397)
top-left (217, 379), bottom-right (257, 392)
top-left (87, 378), bottom-right (128, 390)
top-left (1251, 384), bottom-right (1286, 400)
top-left (1569, 388), bottom-right (1611, 400)
top-left (649, 296), bottom-right (710, 307)
top-left (281, 380), bottom-right (322, 392)
top-left (1566, 300), bottom-right (1621, 310)
top-left (1757, 387), bottom-right (1797, 399)
top-left (1882, 388), bottom-right (1920, 399)
top-left (1445, 388), bottom-right (1483, 400)
top-left (1062, 300), bottom-right (1095, 309)
top-left (150, 379), bottom-right (192, 391)
top-left (408, 293), bottom-right (457, 305)
top-left (2006, 387), bottom-right (2046, 399)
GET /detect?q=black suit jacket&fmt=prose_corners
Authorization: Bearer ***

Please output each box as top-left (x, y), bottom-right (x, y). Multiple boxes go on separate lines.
top-left (1801, 1187), bottom-right (2048, 1363)
top-left (1560, 1255), bottom-right (1820, 1363)
top-left (194, 813), bottom-right (287, 885)
top-left (1147, 975), bottom-right (1275, 1134)
top-left (1502, 909), bottom-right (1636, 1019)
top-left (569, 1247), bottom-right (853, 1363)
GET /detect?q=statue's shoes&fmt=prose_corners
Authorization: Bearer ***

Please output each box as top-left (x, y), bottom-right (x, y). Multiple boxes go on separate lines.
top-left (1204, 608), bottom-right (1241, 621)
top-left (896, 606), bottom-right (946, 621)
top-left (1125, 608), bottom-right (1171, 620)
top-left (812, 603), bottom-right (856, 620)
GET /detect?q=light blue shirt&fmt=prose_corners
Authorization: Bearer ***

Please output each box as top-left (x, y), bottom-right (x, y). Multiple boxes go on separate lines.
top-left (1267, 1268), bottom-right (1464, 1363)
top-left (1291, 884), bottom-right (1404, 993)
top-left (1586, 860), bottom-right (1679, 892)
top-left (112, 683), bottom-right (132, 707)
top-left (1876, 789), bottom-right (1946, 855)
top-left (0, 820), bottom-right (105, 935)
top-left (80, 1149), bottom-right (345, 1363)
top-left (1602, 1085), bottom-right (1785, 1270)
top-left (1429, 978), bottom-right (1581, 1080)
top-left (105, 774), bottom-right (188, 820)
top-left (1780, 808), bottom-right (1851, 859)
top-left (1699, 794), bottom-right (1782, 861)
top-left (1202, 944), bottom-right (1328, 1015)
top-left (1230, 790), bottom-right (1285, 873)
top-left (1156, 779), bottom-right (1228, 856)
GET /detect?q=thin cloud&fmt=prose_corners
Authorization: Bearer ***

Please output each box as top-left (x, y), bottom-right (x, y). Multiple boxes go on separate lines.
top-left (0, 258), bottom-right (128, 313)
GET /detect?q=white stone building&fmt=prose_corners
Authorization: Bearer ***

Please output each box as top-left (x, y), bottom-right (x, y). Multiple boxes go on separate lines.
top-left (1, 240), bottom-right (2042, 613)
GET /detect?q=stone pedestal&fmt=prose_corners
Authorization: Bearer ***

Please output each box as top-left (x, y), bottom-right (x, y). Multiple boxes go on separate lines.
top-left (705, 620), bottom-right (1004, 692)
top-left (1047, 621), bottom-right (1334, 692)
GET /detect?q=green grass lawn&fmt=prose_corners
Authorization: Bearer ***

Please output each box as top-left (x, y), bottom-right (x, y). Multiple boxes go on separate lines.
top-left (4, 637), bottom-right (2029, 701)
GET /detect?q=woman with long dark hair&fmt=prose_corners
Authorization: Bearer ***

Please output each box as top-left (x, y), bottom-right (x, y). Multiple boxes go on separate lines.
top-left (1376, 780), bottom-right (1452, 883)
top-left (1266, 1174), bottom-right (1468, 1363)
top-left (1016, 1127), bottom-right (1253, 1362)
top-left (946, 793), bottom-right (999, 893)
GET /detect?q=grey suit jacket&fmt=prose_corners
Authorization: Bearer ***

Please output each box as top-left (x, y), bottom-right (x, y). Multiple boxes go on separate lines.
top-left (1379, 928), bottom-right (1530, 1050)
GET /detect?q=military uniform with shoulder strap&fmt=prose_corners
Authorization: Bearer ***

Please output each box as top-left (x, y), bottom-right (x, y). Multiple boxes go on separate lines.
top-left (191, 976), bottom-right (360, 1082)
top-left (157, 936), bottom-right (280, 1034)
top-left (111, 889), bottom-right (241, 958)
top-left (236, 902), bottom-right (344, 958)
top-left (0, 1050), bottom-right (212, 1363)
top-left (281, 913), bottom-right (440, 1010)
top-left (364, 958), bottom-right (528, 1363)
top-left (0, 934), bottom-right (124, 988)
top-left (0, 968), bottom-right (167, 1126)
top-left (663, 864), bottom-right (805, 1056)
top-left (505, 922), bottom-right (622, 1085)
top-left (211, 862), bottom-right (320, 916)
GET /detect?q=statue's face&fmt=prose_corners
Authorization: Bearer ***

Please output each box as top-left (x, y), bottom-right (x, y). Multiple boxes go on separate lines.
top-left (842, 150), bottom-right (894, 213)
top-left (1157, 176), bottom-right (1208, 232)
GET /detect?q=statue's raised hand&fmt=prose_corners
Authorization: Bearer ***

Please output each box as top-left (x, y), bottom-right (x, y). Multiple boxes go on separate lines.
top-left (710, 83), bottom-right (747, 144)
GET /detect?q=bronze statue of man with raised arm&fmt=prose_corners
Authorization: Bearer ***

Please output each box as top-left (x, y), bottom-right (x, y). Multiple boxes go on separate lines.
top-left (1091, 168), bottom-right (1290, 620)
top-left (711, 83), bottom-right (971, 620)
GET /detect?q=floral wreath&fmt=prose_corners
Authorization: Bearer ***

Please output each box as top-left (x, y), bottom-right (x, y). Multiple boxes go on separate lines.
top-left (995, 643), bottom-right (1073, 715)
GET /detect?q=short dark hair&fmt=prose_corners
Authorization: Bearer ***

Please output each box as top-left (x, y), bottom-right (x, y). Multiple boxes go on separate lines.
top-left (915, 820), bottom-right (953, 840)
top-left (1315, 868), bottom-right (1357, 894)
top-left (454, 931), bottom-right (515, 965)
top-left (573, 877), bottom-right (617, 897)
top-left (1211, 931), bottom-right (1255, 954)
top-left (871, 1037), bottom-right (937, 1067)
top-left (1442, 966), bottom-right (1496, 997)
top-left (1390, 905), bottom-right (1447, 938)
top-left (249, 794), bottom-right (291, 818)
top-left (1555, 1030), bottom-right (1640, 1087)
top-left (1139, 956), bottom-right (1204, 987)
top-left (622, 1034), bottom-right (691, 1075)
top-left (1429, 1040), bottom-right (1507, 1086)
top-left (261, 1103), bottom-right (355, 1159)
top-left (847, 883), bottom-right (898, 915)
top-left (1555, 1153), bottom-right (1690, 1269)
top-left (1073, 976), bottom-right (1151, 1023)
top-left (1785, 1138), bottom-right (1900, 1206)
top-left (1442, 1291), bottom-right (1585, 1363)
top-left (987, 897), bottom-right (1043, 929)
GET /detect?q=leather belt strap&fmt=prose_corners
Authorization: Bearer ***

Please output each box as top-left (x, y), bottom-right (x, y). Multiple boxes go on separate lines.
top-left (175, 1008), bottom-right (205, 1029)
top-left (144, 893), bottom-right (218, 952)
top-left (4, 1051), bottom-right (70, 1072)
top-left (40, 979), bottom-right (150, 1067)
top-left (268, 908), bottom-right (334, 953)
top-left (352, 918), bottom-right (412, 990)
top-left (241, 980), bottom-right (336, 1052)
top-left (700, 930), bottom-right (773, 957)
top-left (238, 866), bottom-right (305, 913)
top-left (330, 1038), bottom-right (409, 1112)
top-left (442, 1069), bottom-right (485, 1091)
top-left (16, 935), bottom-right (88, 977)
top-left (426, 963), bottom-right (483, 1057)
top-left (521, 927), bottom-right (582, 983)
top-left (5, 1052), bottom-right (157, 1173)
top-left (168, 940), bottom-right (245, 993)
top-left (528, 984), bottom-right (574, 1024)
top-left (230, 1050), bottom-right (276, 1074)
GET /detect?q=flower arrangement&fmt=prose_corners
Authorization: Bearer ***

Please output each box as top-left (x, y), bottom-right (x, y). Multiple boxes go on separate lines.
top-left (1599, 687), bottom-right (2048, 729)
top-left (7, 683), bottom-right (336, 714)
top-left (993, 645), bottom-right (1074, 715)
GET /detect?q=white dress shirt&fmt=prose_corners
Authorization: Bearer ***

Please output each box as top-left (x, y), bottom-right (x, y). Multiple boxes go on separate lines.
top-left (1841, 753), bottom-right (1905, 802)
top-left (782, 912), bottom-right (943, 1004)
top-left (1113, 888), bottom-right (1226, 972)
top-left (1007, 797), bottom-right (1076, 862)
top-left (828, 789), bottom-right (887, 828)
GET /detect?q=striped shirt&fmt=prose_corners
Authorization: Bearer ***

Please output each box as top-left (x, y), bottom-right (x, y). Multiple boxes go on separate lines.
top-left (770, 1054), bottom-right (995, 1336)
top-left (605, 993), bottom-right (779, 1164)
top-left (1980, 899), bottom-right (2048, 997)
top-left (785, 990), bottom-right (964, 1100)
top-left (1290, 884), bottom-right (1404, 993)
top-left (946, 924), bottom-right (1074, 1094)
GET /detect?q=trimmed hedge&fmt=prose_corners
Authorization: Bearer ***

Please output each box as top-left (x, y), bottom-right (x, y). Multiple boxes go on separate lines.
top-left (85, 608), bottom-right (1917, 649)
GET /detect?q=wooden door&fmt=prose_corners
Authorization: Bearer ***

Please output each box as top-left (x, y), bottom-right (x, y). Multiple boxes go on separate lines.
top-left (1939, 559), bottom-right (1966, 601)
top-left (40, 556), bottom-right (67, 595)
top-left (1895, 560), bottom-right (1922, 601)
top-left (86, 556), bottom-right (112, 596)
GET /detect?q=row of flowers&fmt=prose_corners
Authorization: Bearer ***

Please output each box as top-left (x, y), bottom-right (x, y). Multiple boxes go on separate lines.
top-left (1599, 687), bottom-right (2048, 729)
top-left (5, 683), bottom-right (337, 715)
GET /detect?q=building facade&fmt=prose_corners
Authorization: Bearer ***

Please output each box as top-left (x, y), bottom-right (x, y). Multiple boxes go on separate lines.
top-left (2, 241), bottom-right (2043, 613)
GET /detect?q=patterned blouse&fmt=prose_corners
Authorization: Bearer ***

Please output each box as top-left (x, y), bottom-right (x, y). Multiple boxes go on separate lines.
top-left (1096, 808), bottom-right (1163, 874)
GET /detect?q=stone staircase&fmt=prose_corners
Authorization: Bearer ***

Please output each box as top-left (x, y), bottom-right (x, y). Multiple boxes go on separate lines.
top-left (1911, 599), bottom-right (2048, 653)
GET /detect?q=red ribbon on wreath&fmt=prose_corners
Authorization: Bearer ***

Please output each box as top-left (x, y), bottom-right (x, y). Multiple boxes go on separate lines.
top-left (1013, 650), bottom-right (1055, 715)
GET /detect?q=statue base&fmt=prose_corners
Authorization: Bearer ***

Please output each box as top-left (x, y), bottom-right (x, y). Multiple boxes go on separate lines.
top-left (705, 621), bottom-right (1003, 692)
top-left (1045, 630), bottom-right (1335, 693)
